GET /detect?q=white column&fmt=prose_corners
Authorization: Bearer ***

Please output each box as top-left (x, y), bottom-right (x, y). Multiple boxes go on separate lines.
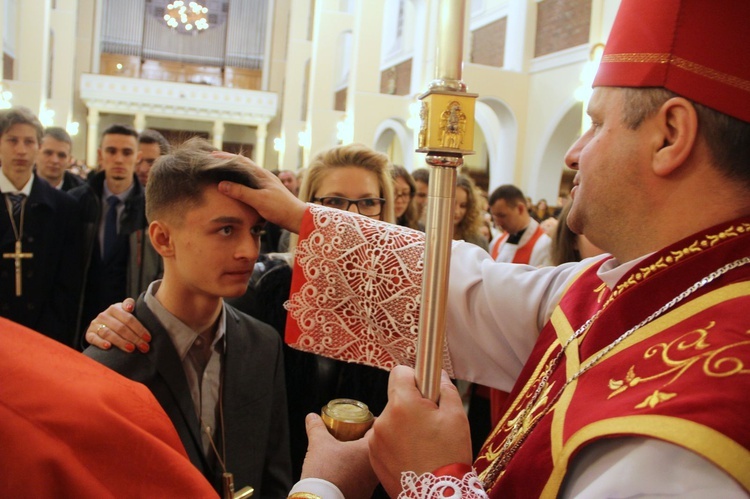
top-left (47, 0), bottom-right (79, 127)
top-left (306, 0), bottom-right (352, 156)
top-left (278, 0), bottom-right (312, 170)
top-left (255, 123), bottom-right (268, 168)
top-left (133, 112), bottom-right (146, 133)
top-left (0, 0), bottom-right (5, 81)
top-left (504, 0), bottom-right (535, 73)
top-left (16, 0), bottom-right (50, 113)
top-left (91, 0), bottom-right (104, 74)
top-left (212, 120), bottom-right (225, 149)
top-left (86, 107), bottom-right (100, 168)
top-left (347, 1), bottom-right (385, 144)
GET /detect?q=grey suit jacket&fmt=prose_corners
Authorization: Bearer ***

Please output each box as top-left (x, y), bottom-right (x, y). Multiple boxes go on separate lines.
top-left (84, 298), bottom-right (292, 497)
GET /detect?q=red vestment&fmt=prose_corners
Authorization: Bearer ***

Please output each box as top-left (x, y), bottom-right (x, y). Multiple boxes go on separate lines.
top-left (0, 317), bottom-right (218, 498)
top-left (286, 207), bottom-right (750, 496)
top-left (475, 219), bottom-right (750, 496)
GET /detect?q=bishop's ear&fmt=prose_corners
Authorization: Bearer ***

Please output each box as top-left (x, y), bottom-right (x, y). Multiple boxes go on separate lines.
top-left (652, 96), bottom-right (699, 177)
top-left (148, 220), bottom-right (175, 257)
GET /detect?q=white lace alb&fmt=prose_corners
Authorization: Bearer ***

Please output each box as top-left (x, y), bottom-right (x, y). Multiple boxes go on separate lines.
top-left (398, 470), bottom-right (489, 499)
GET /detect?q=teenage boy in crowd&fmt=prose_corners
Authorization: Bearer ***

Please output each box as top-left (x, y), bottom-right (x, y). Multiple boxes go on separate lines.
top-left (0, 107), bottom-right (82, 346)
top-left (85, 138), bottom-right (291, 496)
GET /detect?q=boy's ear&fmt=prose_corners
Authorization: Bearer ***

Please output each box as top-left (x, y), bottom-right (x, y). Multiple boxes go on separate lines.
top-left (149, 220), bottom-right (175, 257)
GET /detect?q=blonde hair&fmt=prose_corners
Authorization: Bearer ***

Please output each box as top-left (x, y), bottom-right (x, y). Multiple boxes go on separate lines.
top-left (290, 143), bottom-right (395, 251)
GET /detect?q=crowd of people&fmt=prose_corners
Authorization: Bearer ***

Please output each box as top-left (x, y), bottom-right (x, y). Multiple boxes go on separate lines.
top-left (0, 100), bottom-right (597, 497)
top-left (1, 0), bottom-right (748, 497)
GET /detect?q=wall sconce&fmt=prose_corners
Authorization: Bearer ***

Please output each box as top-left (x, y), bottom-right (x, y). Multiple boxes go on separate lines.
top-left (273, 136), bottom-right (285, 153)
top-left (39, 107), bottom-right (55, 127)
top-left (67, 121), bottom-right (80, 136)
top-left (298, 130), bottom-right (311, 149)
top-left (336, 115), bottom-right (353, 144)
top-left (0, 85), bottom-right (13, 110)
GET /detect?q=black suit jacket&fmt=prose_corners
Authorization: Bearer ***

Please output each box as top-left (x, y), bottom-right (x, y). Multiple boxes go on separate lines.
top-left (60, 171), bottom-right (85, 192)
top-left (84, 298), bottom-right (292, 497)
top-left (0, 176), bottom-right (83, 345)
top-left (70, 172), bottom-right (148, 343)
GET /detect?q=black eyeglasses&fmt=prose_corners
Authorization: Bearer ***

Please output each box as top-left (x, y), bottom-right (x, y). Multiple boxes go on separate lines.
top-left (312, 196), bottom-right (386, 217)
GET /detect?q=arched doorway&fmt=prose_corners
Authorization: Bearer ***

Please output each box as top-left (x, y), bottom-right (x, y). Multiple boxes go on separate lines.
top-left (373, 118), bottom-right (413, 170)
top-left (533, 99), bottom-right (582, 204)
top-left (475, 98), bottom-right (517, 190)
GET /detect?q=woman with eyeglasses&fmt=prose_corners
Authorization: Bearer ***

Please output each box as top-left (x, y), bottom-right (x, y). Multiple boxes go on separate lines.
top-left (282, 143), bottom-right (396, 493)
top-left (305, 144), bottom-right (394, 219)
top-left (391, 165), bottom-right (422, 231)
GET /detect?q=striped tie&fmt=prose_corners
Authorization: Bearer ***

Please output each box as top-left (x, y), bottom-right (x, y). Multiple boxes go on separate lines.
top-left (6, 193), bottom-right (25, 224)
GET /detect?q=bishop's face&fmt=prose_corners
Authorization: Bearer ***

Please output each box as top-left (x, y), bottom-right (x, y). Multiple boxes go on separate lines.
top-left (0, 124), bottom-right (39, 189)
top-left (565, 87), bottom-right (653, 256)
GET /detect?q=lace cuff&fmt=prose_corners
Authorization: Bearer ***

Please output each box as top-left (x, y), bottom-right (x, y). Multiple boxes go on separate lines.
top-left (285, 206), bottom-right (454, 376)
top-left (397, 470), bottom-right (489, 499)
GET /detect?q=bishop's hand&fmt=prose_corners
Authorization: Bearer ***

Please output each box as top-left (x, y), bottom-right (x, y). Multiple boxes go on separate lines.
top-left (369, 366), bottom-right (473, 497)
top-left (213, 152), bottom-right (307, 235)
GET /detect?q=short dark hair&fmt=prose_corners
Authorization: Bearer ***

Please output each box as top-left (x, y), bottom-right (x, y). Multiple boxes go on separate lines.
top-left (146, 137), bottom-right (259, 224)
top-left (621, 87), bottom-right (750, 190)
top-left (138, 129), bottom-right (171, 156)
top-left (0, 106), bottom-right (43, 144)
top-left (411, 168), bottom-right (429, 184)
top-left (489, 184), bottom-right (526, 207)
top-left (100, 124), bottom-right (138, 145)
top-left (43, 126), bottom-right (72, 146)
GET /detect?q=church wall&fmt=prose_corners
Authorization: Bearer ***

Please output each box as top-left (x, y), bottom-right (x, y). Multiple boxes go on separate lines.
top-left (534, 0), bottom-right (592, 57)
top-left (471, 17), bottom-right (507, 68)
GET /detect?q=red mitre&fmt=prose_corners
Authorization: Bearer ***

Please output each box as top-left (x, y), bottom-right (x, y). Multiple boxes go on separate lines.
top-left (593, 0), bottom-right (750, 124)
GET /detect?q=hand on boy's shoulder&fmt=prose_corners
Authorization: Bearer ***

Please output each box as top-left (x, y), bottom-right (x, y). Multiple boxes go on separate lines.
top-left (85, 298), bottom-right (152, 354)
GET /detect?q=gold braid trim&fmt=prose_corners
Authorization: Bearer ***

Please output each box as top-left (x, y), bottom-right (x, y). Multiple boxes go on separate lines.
top-left (601, 53), bottom-right (750, 93)
top-left (600, 223), bottom-right (750, 308)
top-left (288, 493), bottom-right (322, 499)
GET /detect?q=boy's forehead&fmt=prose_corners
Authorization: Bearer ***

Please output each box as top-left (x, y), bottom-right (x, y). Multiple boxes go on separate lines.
top-left (3, 123), bottom-right (38, 139)
top-left (189, 184), bottom-right (263, 220)
top-left (101, 133), bottom-right (137, 148)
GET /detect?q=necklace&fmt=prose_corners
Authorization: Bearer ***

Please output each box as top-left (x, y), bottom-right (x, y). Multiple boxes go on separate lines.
top-left (480, 256), bottom-right (750, 488)
top-left (201, 362), bottom-right (254, 499)
top-left (2, 194), bottom-right (33, 296)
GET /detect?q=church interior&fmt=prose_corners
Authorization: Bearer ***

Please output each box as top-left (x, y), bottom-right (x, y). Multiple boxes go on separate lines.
top-left (1, 0), bottom-right (621, 201)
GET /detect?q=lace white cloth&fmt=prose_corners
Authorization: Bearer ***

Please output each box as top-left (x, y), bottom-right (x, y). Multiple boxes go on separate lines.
top-left (398, 471), bottom-right (489, 499)
top-left (285, 206), bottom-right (454, 375)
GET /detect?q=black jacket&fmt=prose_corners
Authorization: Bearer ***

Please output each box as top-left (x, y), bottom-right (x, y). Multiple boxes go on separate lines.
top-left (0, 176), bottom-right (83, 346)
top-left (69, 172), bottom-right (147, 345)
top-left (84, 299), bottom-right (292, 496)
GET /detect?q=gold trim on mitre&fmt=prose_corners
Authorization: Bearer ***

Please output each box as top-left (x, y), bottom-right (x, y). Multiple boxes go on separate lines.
top-left (602, 53), bottom-right (750, 93)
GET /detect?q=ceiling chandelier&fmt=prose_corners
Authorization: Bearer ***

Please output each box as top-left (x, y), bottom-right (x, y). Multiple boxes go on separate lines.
top-left (164, 1), bottom-right (209, 32)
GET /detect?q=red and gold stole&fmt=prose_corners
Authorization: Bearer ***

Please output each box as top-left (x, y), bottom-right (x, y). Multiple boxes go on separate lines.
top-left (475, 218), bottom-right (750, 497)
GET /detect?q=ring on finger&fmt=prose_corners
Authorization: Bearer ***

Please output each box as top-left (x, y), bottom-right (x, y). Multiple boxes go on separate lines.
top-left (95, 323), bottom-right (108, 336)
